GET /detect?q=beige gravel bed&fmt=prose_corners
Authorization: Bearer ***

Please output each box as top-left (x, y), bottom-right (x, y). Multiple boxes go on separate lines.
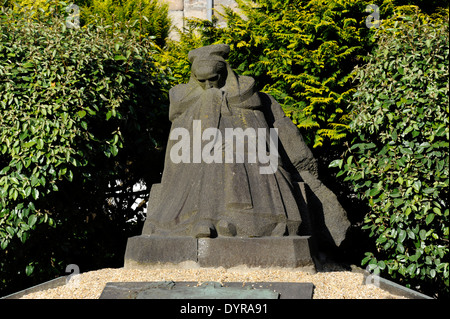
top-left (20, 264), bottom-right (406, 299)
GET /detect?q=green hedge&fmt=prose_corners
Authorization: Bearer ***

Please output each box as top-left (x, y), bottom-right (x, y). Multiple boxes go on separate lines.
top-left (0, 3), bottom-right (170, 293)
top-left (331, 7), bottom-right (449, 297)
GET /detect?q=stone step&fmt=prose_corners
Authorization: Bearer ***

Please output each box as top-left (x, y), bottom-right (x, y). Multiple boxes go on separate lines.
top-left (124, 235), bottom-right (316, 270)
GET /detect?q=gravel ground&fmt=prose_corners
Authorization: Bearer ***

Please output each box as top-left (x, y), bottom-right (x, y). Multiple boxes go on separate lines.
top-left (20, 264), bottom-right (406, 299)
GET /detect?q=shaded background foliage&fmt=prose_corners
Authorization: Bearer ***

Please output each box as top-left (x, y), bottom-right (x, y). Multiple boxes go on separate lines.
top-left (0, 0), bottom-right (448, 298)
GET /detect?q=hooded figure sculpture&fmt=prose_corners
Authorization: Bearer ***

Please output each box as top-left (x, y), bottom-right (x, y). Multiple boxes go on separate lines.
top-left (142, 44), bottom-right (349, 246)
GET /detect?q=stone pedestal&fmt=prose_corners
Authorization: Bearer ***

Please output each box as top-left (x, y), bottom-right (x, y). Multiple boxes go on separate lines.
top-left (124, 235), bottom-right (316, 270)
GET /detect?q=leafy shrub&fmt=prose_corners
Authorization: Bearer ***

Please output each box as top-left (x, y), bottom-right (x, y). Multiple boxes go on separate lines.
top-left (6, 0), bottom-right (170, 46)
top-left (331, 7), bottom-right (449, 297)
top-left (0, 3), bottom-right (170, 294)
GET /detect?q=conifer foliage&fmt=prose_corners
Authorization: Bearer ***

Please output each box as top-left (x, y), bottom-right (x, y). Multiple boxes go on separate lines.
top-left (166, 0), bottom-right (378, 147)
top-left (82, 0), bottom-right (170, 47)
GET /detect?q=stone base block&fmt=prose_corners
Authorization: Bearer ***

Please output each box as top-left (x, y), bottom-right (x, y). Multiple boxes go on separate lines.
top-left (124, 236), bottom-right (198, 266)
top-left (124, 235), bottom-right (315, 270)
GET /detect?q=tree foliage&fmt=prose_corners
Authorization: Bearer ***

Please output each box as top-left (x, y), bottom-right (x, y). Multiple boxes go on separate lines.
top-left (161, 0), bottom-right (447, 149)
top-left (164, 0), bottom-right (383, 147)
top-left (6, 0), bottom-right (170, 46)
top-left (331, 7), bottom-right (449, 297)
top-left (81, 0), bottom-right (170, 47)
top-left (0, 3), bottom-right (171, 294)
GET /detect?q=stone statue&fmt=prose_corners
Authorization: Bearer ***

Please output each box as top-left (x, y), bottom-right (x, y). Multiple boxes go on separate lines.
top-left (142, 44), bottom-right (349, 248)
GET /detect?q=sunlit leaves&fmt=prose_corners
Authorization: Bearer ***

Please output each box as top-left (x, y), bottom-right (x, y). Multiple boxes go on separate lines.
top-left (334, 8), bottom-right (449, 296)
top-left (0, 3), bottom-right (169, 262)
top-left (164, 0), bottom-right (377, 147)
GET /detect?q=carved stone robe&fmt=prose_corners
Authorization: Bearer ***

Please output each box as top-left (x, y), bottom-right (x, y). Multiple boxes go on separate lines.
top-left (142, 63), bottom-right (318, 238)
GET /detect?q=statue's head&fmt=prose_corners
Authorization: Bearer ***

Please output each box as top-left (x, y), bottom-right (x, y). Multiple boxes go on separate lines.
top-left (188, 44), bottom-right (230, 90)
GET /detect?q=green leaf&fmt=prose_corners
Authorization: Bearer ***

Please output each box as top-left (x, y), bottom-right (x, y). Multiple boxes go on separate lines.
top-left (32, 188), bottom-right (39, 200)
top-left (430, 269), bottom-right (436, 278)
top-left (36, 139), bottom-right (44, 150)
top-left (66, 170), bottom-right (73, 182)
top-left (1, 239), bottom-right (9, 250)
top-left (361, 253), bottom-right (372, 265)
top-left (23, 140), bottom-right (36, 148)
top-left (406, 263), bottom-right (417, 276)
top-left (346, 155), bottom-right (354, 166)
top-left (433, 207), bottom-right (441, 215)
top-left (377, 260), bottom-right (386, 270)
top-left (110, 144), bottom-right (119, 157)
top-left (409, 251), bottom-right (421, 262)
top-left (390, 188), bottom-right (401, 198)
top-left (25, 264), bottom-right (34, 276)
top-left (329, 159), bottom-right (343, 168)
top-left (77, 110), bottom-right (87, 118)
top-left (398, 229), bottom-right (407, 243)
top-left (31, 175), bottom-right (39, 187)
top-left (6, 226), bottom-right (15, 237)
top-left (419, 229), bottom-right (427, 240)
top-left (368, 187), bottom-right (381, 197)
top-left (412, 180), bottom-right (421, 192)
top-left (12, 189), bottom-right (18, 201)
top-left (28, 215), bottom-right (37, 227)
top-left (24, 186), bottom-right (32, 197)
top-left (393, 198), bottom-right (404, 207)
top-left (423, 187), bottom-right (435, 194)
top-left (425, 213), bottom-right (435, 225)
top-left (0, 166), bottom-right (10, 175)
